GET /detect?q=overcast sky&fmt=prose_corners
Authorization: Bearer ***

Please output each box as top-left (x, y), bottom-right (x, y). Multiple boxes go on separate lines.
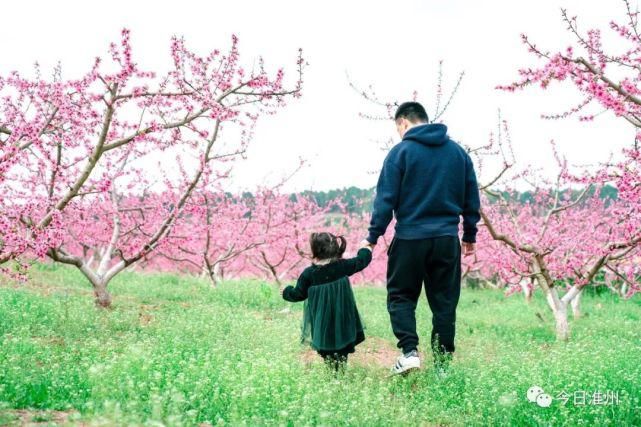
top-left (2, 0), bottom-right (635, 192)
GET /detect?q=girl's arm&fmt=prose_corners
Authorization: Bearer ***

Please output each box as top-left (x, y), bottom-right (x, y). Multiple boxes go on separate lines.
top-left (282, 270), bottom-right (312, 302)
top-left (337, 247), bottom-right (373, 277)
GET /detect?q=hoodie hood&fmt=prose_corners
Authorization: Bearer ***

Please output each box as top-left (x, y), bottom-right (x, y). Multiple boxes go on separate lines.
top-left (403, 123), bottom-right (449, 146)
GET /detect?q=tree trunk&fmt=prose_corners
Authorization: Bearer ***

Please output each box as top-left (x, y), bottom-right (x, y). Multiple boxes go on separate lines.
top-left (552, 304), bottom-right (569, 341)
top-left (201, 260), bottom-right (220, 288)
top-left (212, 263), bottom-right (223, 286)
top-left (520, 279), bottom-right (533, 303)
top-left (536, 261), bottom-right (571, 342)
top-left (92, 281), bottom-right (112, 308)
top-left (48, 249), bottom-right (119, 309)
top-left (265, 262), bottom-right (282, 286)
top-left (570, 288), bottom-right (582, 319)
top-left (621, 282), bottom-right (628, 297)
top-left (207, 265), bottom-right (220, 288)
top-left (207, 272), bottom-right (219, 288)
top-left (271, 273), bottom-right (283, 287)
top-left (543, 288), bottom-right (570, 341)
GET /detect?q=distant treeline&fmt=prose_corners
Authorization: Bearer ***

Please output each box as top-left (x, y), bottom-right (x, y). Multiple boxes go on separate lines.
top-left (236, 184), bottom-right (619, 215)
top-left (300, 187), bottom-right (375, 214)
top-left (485, 184), bottom-right (618, 206)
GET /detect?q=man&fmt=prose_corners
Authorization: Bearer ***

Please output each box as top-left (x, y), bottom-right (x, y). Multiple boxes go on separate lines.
top-left (364, 101), bottom-right (480, 376)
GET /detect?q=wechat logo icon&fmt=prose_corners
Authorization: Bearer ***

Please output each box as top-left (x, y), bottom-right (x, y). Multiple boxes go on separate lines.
top-left (527, 385), bottom-right (552, 408)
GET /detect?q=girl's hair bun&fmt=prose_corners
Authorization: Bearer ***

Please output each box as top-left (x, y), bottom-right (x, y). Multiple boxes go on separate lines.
top-left (310, 232), bottom-right (347, 261)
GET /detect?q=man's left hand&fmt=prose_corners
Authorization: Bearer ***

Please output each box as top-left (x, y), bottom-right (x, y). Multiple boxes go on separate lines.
top-left (360, 239), bottom-right (375, 250)
top-left (462, 242), bottom-right (476, 257)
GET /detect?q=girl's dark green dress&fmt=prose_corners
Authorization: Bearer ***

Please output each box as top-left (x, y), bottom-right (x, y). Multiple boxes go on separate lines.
top-left (282, 248), bottom-right (372, 354)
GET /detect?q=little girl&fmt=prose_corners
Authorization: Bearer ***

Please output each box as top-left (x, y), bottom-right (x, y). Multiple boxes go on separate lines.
top-left (280, 232), bottom-right (373, 371)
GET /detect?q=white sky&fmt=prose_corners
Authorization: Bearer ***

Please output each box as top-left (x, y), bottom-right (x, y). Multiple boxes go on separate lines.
top-left (1, 0), bottom-right (636, 192)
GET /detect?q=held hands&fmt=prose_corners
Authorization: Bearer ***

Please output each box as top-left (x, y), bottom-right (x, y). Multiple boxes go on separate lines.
top-left (359, 239), bottom-right (376, 251)
top-left (462, 242), bottom-right (476, 257)
top-left (279, 285), bottom-right (285, 297)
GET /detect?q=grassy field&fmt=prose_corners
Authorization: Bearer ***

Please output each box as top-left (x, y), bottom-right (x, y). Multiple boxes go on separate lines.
top-left (0, 264), bottom-right (640, 426)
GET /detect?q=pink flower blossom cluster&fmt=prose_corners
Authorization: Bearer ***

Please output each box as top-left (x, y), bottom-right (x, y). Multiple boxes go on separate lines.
top-left (0, 29), bottom-right (304, 306)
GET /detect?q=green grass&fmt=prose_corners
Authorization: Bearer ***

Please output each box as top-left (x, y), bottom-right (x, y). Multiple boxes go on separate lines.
top-left (0, 263), bottom-right (640, 426)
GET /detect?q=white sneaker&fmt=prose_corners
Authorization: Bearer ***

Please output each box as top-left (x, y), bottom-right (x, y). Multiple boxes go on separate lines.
top-left (391, 350), bottom-right (420, 375)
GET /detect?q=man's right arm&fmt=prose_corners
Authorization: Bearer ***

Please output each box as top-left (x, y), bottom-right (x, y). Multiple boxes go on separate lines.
top-left (366, 152), bottom-right (402, 245)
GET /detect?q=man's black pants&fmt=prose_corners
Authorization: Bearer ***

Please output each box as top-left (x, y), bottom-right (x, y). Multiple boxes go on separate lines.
top-left (386, 235), bottom-right (462, 358)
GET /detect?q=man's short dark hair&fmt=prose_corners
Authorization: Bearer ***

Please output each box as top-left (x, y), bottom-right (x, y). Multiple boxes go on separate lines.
top-left (394, 102), bottom-right (429, 123)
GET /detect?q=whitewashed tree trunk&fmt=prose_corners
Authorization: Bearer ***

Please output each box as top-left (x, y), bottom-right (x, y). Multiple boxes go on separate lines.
top-left (533, 257), bottom-right (577, 341)
top-left (543, 287), bottom-right (570, 341)
top-left (520, 278), bottom-right (533, 303)
top-left (47, 246), bottom-right (127, 308)
top-left (570, 288), bottom-right (583, 319)
top-left (92, 280), bottom-right (112, 308)
top-left (553, 303), bottom-right (569, 340)
top-left (621, 282), bottom-right (629, 297)
top-left (201, 260), bottom-right (221, 288)
top-left (208, 263), bottom-right (223, 288)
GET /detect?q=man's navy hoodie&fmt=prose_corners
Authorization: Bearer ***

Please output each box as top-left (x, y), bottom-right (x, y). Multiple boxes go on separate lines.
top-left (366, 123), bottom-right (481, 245)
